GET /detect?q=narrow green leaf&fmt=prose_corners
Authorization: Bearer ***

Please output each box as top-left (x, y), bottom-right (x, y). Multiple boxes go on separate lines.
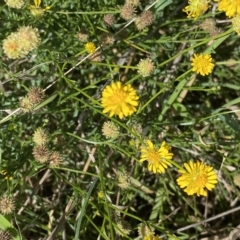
top-left (0, 214), bottom-right (25, 240)
top-left (219, 114), bottom-right (240, 135)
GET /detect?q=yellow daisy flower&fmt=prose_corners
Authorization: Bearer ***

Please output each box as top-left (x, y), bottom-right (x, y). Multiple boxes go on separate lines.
top-left (176, 160), bottom-right (218, 196)
top-left (183, 0), bottom-right (210, 19)
top-left (101, 81), bottom-right (139, 119)
top-left (191, 53), bottom-right (214, 76)
top-left (140, 140), bottom-right (173, 174)
top-left (84, 42), bottom-right (96, 53)
top-left (216, 0), bottom-right (240, 17)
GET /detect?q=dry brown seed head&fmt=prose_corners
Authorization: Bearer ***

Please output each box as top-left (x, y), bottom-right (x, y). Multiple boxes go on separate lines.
top-left (0, 196), bottom-right (15, 215)
top-left (33, 145), bottom-right (50, 163)
top-left (103, 14), bottom-right (116, 26)
top-left (120, 4), bottom-right (136, 20)
top-left (27, 87), bottom-right (45, 104)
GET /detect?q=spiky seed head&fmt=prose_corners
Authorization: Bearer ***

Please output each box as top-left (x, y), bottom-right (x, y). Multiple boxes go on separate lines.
top-left (137, 58), bottom-right (155, 77)
top-left (199, 18), bottom-right (221, 36)
top-left (199, 18), bottom-right (216, 31)
top-left (33, 128), bottom-right (48, 146)
top-left (135, 10), bottom-right (154, 30)
top-left (100, 33), bottom-right (115, 46)
top-left (0, 196), bottom-right (15, 215)
top-left (89, 52), bottom-right (103, 62)
top-left (138, 223), bottom-right (155, 238)
top-left (75, 30), bottom-right (89, 42)
top-left (125, 0), bottom-right (140, 7)
top-left (140, 10), bottom-right (154, 26)
top-left (103, 14), bottom-right (116, 26)
top-left (120, 4), bottom-right (136, 20)
top-left (102, 121), bottom-right (119, 139)
top-left (117, 172), bottom-right (131, 189)
top-left (0, 230), bottom-right (12, 240)
top-left (131, 123), bottom-right (142, 135)
top-left (33, 145), bottom-right (50, 163)
top-left (115, 219), bottom-right (131, 236)
top-left (49, 151), bottom-right (62, 167)
top-left (17, 26), bottom-right (41, 52)
top-left (19, 96), bottom-right (35, 112)
top-left (27, 87), bottom-right (45, 104)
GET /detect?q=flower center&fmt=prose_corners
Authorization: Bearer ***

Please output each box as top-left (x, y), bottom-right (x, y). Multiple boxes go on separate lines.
top-left (147, 149), bottom-right (159, 163)
top-left (194, 173), bottom-right (207, 187)
top-left (8, 42), bottom-right (18, 51)
top-left (112, 89), bottom-right (127, 105)
top-left (198, 56), bottom-right (210, 69)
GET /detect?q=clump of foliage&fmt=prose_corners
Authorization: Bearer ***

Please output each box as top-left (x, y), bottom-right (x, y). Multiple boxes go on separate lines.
top-left (1, 0), bottom-right (240, 239)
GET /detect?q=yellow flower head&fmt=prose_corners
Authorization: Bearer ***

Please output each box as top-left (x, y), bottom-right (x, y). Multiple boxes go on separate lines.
top-left (84, 42), bottom-right (96, 53)
top-left (101, 81), bottom-right (139, 119)
top-left (98, 191), bottom-right (105, 199)
top-left (216, 0), bottom-right (240, 17)
top-left (4, 0), bottom-right (26, 9)
top-left (2, 32), bottom-right (24, 59)
top-left (3, 26), bottom-right (40, 59)
top-left (140, 140), bottom-right (173, 174)
top-left (29, 0), bottom-right (50, 16)
top-left (177, 160), bottom-right (218, 196)
top-left (191, 53), bottom-right (214, 76)
top-left (183, 0), bottom-right (210, 19)
top-left (17, 26), bottom-right (41, 52)
top-left (232, 14), bottom-right (240, 36)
